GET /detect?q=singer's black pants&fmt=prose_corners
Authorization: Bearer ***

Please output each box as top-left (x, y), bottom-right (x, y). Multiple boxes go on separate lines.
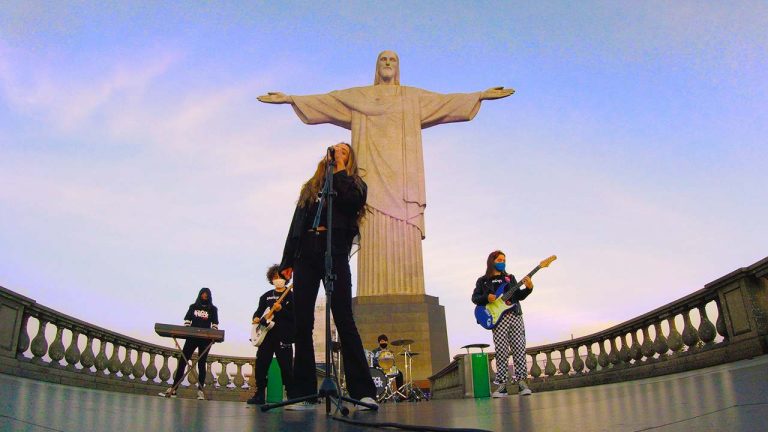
top-left (291, 232), bottom-right (376, 400)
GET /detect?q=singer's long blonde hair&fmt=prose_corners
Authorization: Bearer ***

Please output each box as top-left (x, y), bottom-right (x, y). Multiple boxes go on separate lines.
top-left (298, 143), bottom-right (366, 224)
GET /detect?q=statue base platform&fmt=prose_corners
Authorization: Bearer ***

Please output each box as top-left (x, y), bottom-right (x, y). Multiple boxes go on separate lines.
top-left (352, 294), bottom-right (450, 386)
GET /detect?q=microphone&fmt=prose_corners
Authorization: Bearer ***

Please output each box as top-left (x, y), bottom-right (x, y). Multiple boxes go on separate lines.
top-left (327, 146), bottom-right (335, 159)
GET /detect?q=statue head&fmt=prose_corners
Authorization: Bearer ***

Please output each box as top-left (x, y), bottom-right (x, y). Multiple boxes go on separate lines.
top-left (374, 50), bottom-right (400, 85)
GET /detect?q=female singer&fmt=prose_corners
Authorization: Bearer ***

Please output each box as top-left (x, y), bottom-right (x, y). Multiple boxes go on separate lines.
top-left (279, 142), bottom-right (377, 410)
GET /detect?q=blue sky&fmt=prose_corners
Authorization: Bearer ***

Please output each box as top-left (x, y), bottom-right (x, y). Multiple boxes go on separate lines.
top-left (1, 2), bottom-right (766, 358)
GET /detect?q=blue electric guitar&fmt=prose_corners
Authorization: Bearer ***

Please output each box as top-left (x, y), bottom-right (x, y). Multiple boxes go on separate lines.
top-left (474, 255), bottom-right (557, 330)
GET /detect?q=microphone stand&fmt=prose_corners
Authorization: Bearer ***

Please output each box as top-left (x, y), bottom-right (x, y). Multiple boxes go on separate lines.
top-left (262, 148), bottom-right (377, 416)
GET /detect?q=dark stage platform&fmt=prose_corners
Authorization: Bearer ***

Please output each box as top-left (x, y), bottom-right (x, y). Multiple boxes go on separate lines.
top-left (2, 356), bottom-right (767, 432)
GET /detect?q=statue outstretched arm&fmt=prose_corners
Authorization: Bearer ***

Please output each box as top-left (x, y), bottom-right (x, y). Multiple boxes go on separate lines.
top-left (480, 86), bottom-right (515, 100)
top-left (259, 90), bottom-right (352, 129)
top-left (257, 92), bottom-right (294, 104)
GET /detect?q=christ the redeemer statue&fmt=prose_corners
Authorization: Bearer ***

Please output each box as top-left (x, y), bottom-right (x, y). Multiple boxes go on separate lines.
top-left (258, 50), bottom-right (513, 297)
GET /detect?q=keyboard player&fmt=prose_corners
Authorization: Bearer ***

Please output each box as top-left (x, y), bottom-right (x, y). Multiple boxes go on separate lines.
top-left (159, 287), bottom-right (219, 400)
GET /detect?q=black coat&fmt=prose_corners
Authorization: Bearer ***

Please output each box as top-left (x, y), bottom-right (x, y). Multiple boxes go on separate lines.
top-left (184, 288), bottom-right (219, 328)
top-left (253, 289), bottom-right (295, 343)
top-left (471, 273), bottom-right (532, 315)
top-left (280, 171), bottom-right (367, 270)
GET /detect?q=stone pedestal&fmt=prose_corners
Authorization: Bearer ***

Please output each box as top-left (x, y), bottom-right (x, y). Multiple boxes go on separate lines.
top-left (352, 294), bottom-right (450, 385)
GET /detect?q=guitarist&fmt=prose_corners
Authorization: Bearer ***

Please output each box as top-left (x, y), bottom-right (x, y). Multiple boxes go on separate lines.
top-left (247, 265), bottom-right (295, 405)
top-left (472, 250), bottom-right (534, 397)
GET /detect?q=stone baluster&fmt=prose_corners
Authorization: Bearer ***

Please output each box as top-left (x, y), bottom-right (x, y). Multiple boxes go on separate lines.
top-left (133, 350), bottom-right (146, 380)
top-left (145, 352), bottom-right (159, 382)
top-left (120, 346), bottom-right (134, 379)
top-left (159, 354), bottom-right (172, 384)
top-left (206, 361), bottom-right (216, 387)
top-left (558, 348), bottom-right (571, 375)
top-left (187, 357), bottom-right (199, 387)
top-left (233, 362), bottom-right (246, 389)
top-left (80, 334), bottom-right (96, 371)
top-left (666, 316), bottom-right (684, 354)
top-left (597, 340), bottom-right (609, 368)
top-left (629, 330), bottom-right (642, 362)
top-left (640, 326), bottom-right (655, 360)
top-left (697, 304), bottom-right (717, 345)
top-left (714, 298), bottom-right (728, 340)
top-left (94, 338), bottom-right (109, 373)
top-left (529, 352), bottom-right (542, 378)
top-left (585, 345), bottom-right (598, 371)
top-left (608, 337), bottom-right (620, 366)
top-left (16, 313), bottom-right (31, 358)
top-left (543, 351), bottom-right (557, 377)
top-left (64, 329), bottom-right (82, 370)
top-left (619, 334), bottom-right (631, 364)
top-left (681, 308), bottom-right (700, 349)
top-left (49, 325), bottom-right (66, 366)
top-left (30, 318), bottom-right (49, 363)
top-left (652, 321), bottom-right (669, 357)
top-left (217, 360), bottom-right (231, 387)
top-left (571, 346), bottom-right (584, 374)
top-left (107, 342), bottom-right (121, 374)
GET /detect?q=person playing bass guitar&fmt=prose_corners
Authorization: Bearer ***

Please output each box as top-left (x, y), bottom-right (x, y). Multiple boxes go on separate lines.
top-left (472, 250), bottom-right (534, 398)
top-left (247, 265), bottom-right (295, 405)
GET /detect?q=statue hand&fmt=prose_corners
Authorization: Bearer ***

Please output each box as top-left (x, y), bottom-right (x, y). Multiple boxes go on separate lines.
top-left (257, 92), bottom-right (292, 104)
top-left (481, 87), bottom-right (515, 100)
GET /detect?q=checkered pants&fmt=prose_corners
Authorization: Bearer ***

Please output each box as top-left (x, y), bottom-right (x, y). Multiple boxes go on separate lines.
top-left (492, 312), bottom-right (527, 384)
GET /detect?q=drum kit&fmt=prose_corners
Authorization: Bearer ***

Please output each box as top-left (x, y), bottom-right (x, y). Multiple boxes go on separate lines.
top-left (364, 338), bottom-right (429, 403)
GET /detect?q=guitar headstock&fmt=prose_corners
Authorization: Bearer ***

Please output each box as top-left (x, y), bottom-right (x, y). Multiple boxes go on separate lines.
top-left (540, 255), bottom-right (557, 268)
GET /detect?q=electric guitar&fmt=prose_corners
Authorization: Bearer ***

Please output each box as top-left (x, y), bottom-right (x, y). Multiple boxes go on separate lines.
top-left (250, 284), bottom-right (293, 347)
top-left (474, 255), bottom-right (557, 330)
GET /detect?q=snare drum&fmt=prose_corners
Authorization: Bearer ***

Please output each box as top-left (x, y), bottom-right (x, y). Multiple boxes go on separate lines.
top-left (369, 367), bottom-right (387, 399)
top-left (378, 350), bottom-right (395, 374)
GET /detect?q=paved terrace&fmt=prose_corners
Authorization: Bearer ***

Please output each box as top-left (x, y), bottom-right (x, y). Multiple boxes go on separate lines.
top-left (2, 355), bottom-right (767, 432)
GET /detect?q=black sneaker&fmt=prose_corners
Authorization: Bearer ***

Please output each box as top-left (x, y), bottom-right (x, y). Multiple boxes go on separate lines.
top-left (491, 383), bottom-right (508, 398)
top-left (246, 392), bottom-right (266, 405)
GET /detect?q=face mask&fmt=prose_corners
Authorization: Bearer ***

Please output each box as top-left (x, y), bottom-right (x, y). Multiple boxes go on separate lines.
top-left (273, 279), bottom-right (286, 289)
top-left (379, 343), bottom-right (387, 349)
top-left (494, 262), bottom-right (506, 272)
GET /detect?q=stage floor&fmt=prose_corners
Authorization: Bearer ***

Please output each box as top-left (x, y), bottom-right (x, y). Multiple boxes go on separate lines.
top-left (2, 355), bottom-right (767, 432)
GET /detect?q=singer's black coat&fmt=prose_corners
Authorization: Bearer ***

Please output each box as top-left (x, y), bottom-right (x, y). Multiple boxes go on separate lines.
top-left (279, 171), bottom-right (367, 271)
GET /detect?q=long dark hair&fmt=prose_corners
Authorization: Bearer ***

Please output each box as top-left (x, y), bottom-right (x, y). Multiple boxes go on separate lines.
top-left (297, 142), bottom-right (366, 225)
top-left (485, 250), bottom-right (505, 278)
top-left (194, 287), bottom-right (213, 306)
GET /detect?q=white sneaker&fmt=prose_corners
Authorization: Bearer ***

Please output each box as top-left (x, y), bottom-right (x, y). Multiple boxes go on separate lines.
top-left (518, 380), bottom-right (533, 396)
top-left (491, 383), bottom-right (508, 398)
top-left (284, 401), bottom-right (315, 411)
top-left (197, 390), bottom-right (205, 400)
top-left (358, 396), bottom-right (379, 411)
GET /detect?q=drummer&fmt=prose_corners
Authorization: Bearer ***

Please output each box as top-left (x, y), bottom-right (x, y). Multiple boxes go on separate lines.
top-left (371, 335), bottom-right (403, 389)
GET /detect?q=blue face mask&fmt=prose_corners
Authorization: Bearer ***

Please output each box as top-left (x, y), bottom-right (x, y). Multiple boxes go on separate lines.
top-left (494, 262), bottom-right (506, 272)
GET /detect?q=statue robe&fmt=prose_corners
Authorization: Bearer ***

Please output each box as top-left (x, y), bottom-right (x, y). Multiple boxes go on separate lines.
top-left (291, 85), bottom-right (482, 296)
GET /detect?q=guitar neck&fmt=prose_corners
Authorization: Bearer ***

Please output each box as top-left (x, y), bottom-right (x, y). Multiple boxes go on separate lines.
top-left (501, 265), bottom-right (541, 301)
top-left (265, 285), bottom-right (293, 320)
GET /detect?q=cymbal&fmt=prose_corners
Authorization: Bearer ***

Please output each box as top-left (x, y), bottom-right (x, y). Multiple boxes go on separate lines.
top-left (399, 352), bottom-right (419, 357)
top-left (390, 339), bottom-right (415, 346)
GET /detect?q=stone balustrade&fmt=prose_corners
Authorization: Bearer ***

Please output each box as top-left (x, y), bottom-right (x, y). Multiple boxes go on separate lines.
top-left (2, 256), bottom-right (766, 401)
top-left (0, 288), bottom-right (259, 401)
top-left (430, 256), bottom-right (768, 398)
